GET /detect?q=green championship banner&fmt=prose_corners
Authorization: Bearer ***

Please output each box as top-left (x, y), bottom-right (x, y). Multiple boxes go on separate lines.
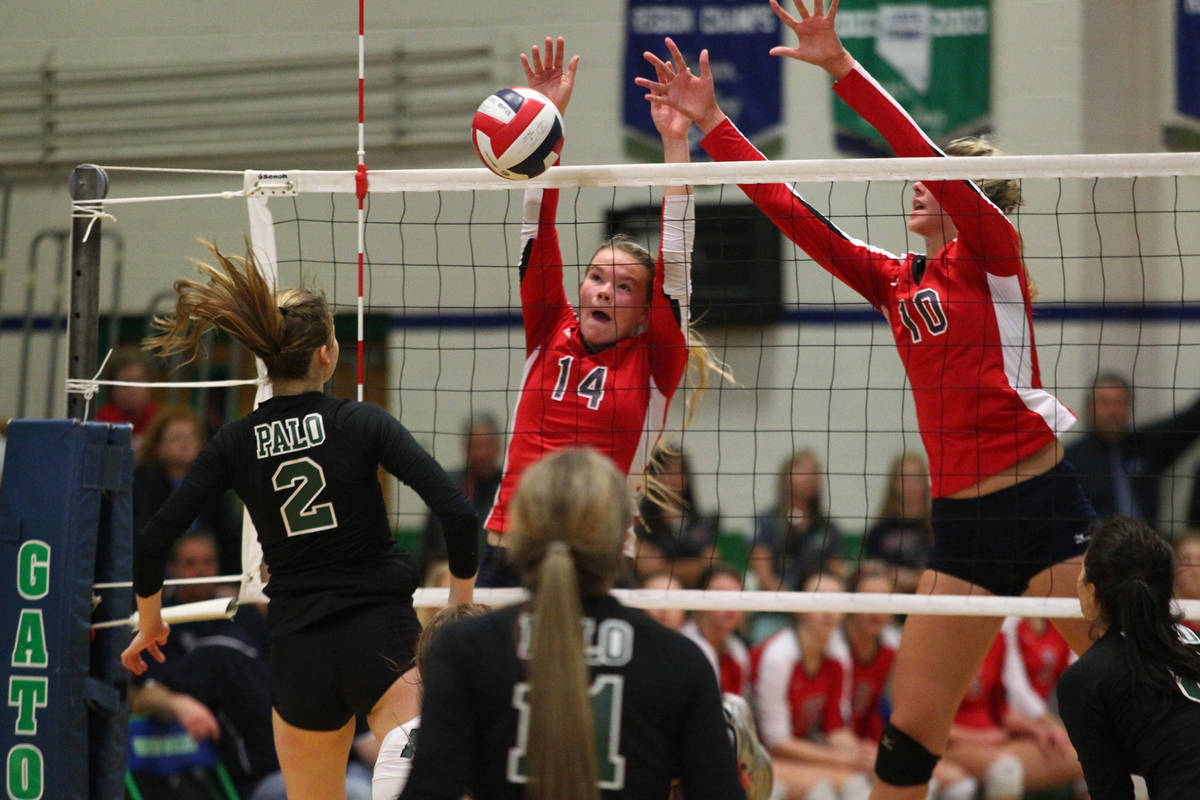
top-left (834, 0), bottom-right (990, 155)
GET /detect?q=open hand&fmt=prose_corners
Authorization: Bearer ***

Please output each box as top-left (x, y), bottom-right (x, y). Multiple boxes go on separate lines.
top-left (635, 38), bottom-right (725, 135)
top-left (768, 0), bottom-right (855, 79)
top-left (521, 36), bottom-right (580, 115)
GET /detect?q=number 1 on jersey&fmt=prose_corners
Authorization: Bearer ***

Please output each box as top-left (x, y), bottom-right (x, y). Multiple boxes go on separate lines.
top-left (550, 355), bottom-right (608, 410)
top-left (506, 675), bottom-right (626, 789)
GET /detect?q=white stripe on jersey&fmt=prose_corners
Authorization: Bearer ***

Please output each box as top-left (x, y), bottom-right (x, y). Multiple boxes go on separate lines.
top-left (987, 273), bottom-right (1076, 436)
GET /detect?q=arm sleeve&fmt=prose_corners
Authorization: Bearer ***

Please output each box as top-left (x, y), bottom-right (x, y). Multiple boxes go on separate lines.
top-left (646, 193), bottom-right (692, 398)
top-left (676, 651), bottom-right (750, 800)
top-left (133, 438), bottom-right (234, 597)
top-left (1001, 618), bottom-right (1049, 720)
top-left (832, 64), bottom-right (1023, 276)
top-left (518, 188), bottom-right (572, 354)
top-left (700, 118), bottom-right (892, 307)
top-left (398, 629), bottom-right (476, 799)
top-left (1056, 666), bottom-right (1135, 800)
top-left (345, 403), bottom-right (478, 579)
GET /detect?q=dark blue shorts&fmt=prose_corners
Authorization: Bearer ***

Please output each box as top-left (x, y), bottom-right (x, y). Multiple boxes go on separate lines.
top-left (269, 600), bottom-right (420, 730)
top-left (929, 460), bottom-right (1095, 597)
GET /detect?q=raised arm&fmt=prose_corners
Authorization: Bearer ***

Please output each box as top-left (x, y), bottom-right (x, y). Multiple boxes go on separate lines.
top-left (646, 54), bottom-right (692, 391)
top-left (516, 37), bottom-right (580, 350)
top-left (770, 0), bottom-right (1021, 272)
top-left (638, 37), bottom-right (893, 307)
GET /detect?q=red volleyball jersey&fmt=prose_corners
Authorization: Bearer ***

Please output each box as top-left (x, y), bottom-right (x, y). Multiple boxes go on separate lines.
top-left (750, 628), bottom-right (845, 749)
top-left (829, 626), bottom-right (899, 741)
top-left (1007, 617), bottom-right (1072, 700)
top-left (954, 635), bottom-right (1008, 729)
top-left (701, 64), bottom-right (1075, 497)
top-left (485, 189), bottom-right (690, 534)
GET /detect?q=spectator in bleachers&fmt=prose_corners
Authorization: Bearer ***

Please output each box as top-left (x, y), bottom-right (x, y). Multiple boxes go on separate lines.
top-left (95, 345), bottom-right (161, 459)
top-left (1175, 531), bottom-right (1200, 633)
top-left (134, 406), bottom-right (240, 575)
top-left (417, 414), bottom-right (502, 579)
top-left (640, 571), bottom-right (687, 631)
top-left (943, 633), bottom-right (1084, 800)
top-left (1065, 371), bottom-right (1200, 529)
top-left (750, 572), bottom-right (873, 800)
top-left (751, 449), bottom-right (844, 593)
top-left (634, 444), bottom-right (719, 586)
top-left (681, 563), bottom-right (749, 697)
top-left (1001, 616), bottom-right (1073, 703)
top-left (827, 566), bottom-right (900, 743)
top-left (862, 452), bottom-right (932, 593)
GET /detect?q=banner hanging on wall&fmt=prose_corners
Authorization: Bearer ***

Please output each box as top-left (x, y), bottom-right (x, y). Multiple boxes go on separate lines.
top-left (623, 0), bottom-right (782, 160)
top-left (833, 0), bottom-right (991, 155)
top-left (1179, 0), bottom-right (1200, 118)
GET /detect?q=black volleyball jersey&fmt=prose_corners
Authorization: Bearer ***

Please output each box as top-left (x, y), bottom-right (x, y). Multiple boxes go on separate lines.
top-left (133, 392), bottom-right (477, 636)
top-left (1057, 626), bottom-right (1200, 800)
top-left (401, 594), bottom-right (747, 800)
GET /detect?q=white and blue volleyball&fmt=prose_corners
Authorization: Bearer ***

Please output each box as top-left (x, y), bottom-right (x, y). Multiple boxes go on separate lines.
top-left (471, 87), bottom-right (564, 180)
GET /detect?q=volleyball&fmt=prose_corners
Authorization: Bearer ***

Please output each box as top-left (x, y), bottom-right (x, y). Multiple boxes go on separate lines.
top-left (471, 87), bottom-right (564, 180)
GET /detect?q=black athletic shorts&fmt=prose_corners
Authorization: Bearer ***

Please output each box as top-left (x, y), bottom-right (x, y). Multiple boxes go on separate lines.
top-left (269, 600), bottom-right (421, 731)
top-left (929, 459), bottom-right (1095, 597)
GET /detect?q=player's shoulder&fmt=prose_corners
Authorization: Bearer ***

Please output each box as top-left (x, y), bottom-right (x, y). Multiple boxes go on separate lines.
top-left (755, 626), bottom-right (800, 667)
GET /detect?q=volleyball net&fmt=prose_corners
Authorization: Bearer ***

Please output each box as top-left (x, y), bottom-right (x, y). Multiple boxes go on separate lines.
top-left (64, 151), bottom-right (1200, 620)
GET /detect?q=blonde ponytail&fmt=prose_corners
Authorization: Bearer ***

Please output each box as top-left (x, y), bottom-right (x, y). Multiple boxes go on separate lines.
top-left (526, 542), bottom-right (599, 800)
top-left (509, 449), bottom-right (630, 800)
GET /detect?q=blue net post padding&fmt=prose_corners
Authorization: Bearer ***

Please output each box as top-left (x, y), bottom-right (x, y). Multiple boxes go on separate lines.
top-left (0, 420), bottom-right (133, 800)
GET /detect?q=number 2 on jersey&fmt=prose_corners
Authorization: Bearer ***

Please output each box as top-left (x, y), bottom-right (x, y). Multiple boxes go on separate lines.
top-left (272, 456), bottom-right (339, 536)
top-left (506, 675), bottom-right (626, 789)
top-left (551, 355), bottom-right (608, 410)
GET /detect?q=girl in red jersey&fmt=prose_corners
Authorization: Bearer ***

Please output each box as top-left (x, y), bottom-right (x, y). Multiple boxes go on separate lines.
top-left (482, 38), bottom-right (715, 586)
top-left (636, 3), bottom-right (1095, 797)
top-left (828, 570), bottom-right (900, 743)
top-left (946, 634), bottom-right (1082, 800)
top-left (751, 573), bottom-right (875, 799)
top-left (681, 563), bottom-right (751, 697)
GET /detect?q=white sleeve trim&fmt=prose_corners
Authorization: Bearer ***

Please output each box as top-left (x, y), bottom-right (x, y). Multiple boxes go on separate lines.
top-left (1001, 617), bottom-right (1048, 720)
top-left (660, 193), bottom-right (694, 331)
top-left (519, 188), bottom-right (543, 259)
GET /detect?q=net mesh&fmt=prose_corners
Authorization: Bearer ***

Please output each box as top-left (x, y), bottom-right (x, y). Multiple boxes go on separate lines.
top-left (74, 154), bottom-right (1200, 617)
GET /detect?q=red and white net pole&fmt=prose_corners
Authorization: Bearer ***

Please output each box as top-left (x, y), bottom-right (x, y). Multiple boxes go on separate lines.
top-left (354, 0), bottom-right (367, 402)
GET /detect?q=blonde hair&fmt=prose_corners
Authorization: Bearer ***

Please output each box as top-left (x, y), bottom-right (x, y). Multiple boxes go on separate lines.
top-left (144, 240), bottom-right (333, 380)
top-left (414, 602), bottom-right (489, 675)
top-left (943, 137), bottom-right (1036, 298)
top-left (508, 448), bottom-right (630, 800)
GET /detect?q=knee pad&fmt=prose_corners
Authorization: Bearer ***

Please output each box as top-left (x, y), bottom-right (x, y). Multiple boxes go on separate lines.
top-left (983, 754), bottom-right (1024, 799)
top-left (874, 722), bottom-right (940, 787)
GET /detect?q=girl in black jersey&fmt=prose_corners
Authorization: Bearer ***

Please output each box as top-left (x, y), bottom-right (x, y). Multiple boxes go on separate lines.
top-left (400, 448), bottom-right (746, 800)
top-left (1057, 517), bottom-right (1200, 799)
top-left (119, 244), bottom-right (479, 800)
